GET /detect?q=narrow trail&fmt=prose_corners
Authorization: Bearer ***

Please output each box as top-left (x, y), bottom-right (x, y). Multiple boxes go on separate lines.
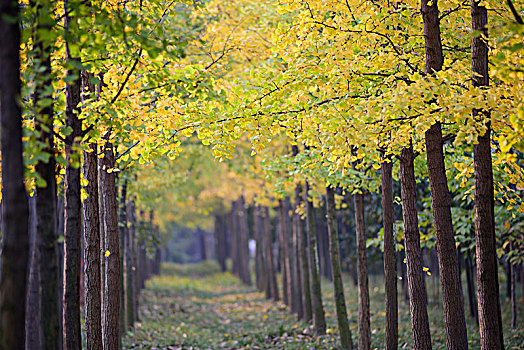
top-left (123, 262), bottom-right (339, 349)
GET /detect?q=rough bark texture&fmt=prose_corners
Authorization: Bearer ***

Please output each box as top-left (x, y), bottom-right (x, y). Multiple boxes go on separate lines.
top-left (34, 5), bottom-right (61, 347)
top-left (100, 142), bottom-right (121, 350)
top-left (83, 142), bottom-right (103, 350)
top-left (465, 251), bottom-right (478, 324)
top-left (422, 0), bottom-right (468, 347)
top-left (305, 180), bottom-right (326, 335)
top-left (0, 0), bottom-right (30, 345)
top-left (263, 206), bottom-right (279, 301)
top-left (510, 247), bottom-right (516, 328)
top-left (354, 192), bottom-right (370, 350)
top-left (26, 197), bottom-right (42, 350)
top-left (471, 1), bottom-right (504, 348)
top-left (119, 181), bottom-right (128, 336)
top-left (62, 3), bottom-right (83, 346)
top-left (381, 160), bottom-right (398, 350)
top-left (326, 186), bottom-right (353, 350)
top-left (399, 147), bottom-right (432, 350)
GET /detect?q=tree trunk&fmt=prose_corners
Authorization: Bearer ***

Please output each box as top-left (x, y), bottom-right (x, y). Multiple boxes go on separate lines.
top-left (296, 183), bottom-right (312, 322)
top-left (292, 192), bottom-right (304, 320)
top-left (100, 142), bottom-right (121, 350)
top-left (304, 180), bottom-right (326, 335)
top-left (381, 159), bottom-right (398, 350)
top-left (62, 2), bottom-right (83, 346)
top-left (465, 251), bottom-right (478, 324)
top-left (26, 197), bottom-right (42, 350)
top-left (399, 147), bottom-right (432, 350)
top-left (263, 206), bottom-right (279, 301)
top-left (254, 206), bottom-right (267, 292)
top-left (230, 203), bottom-right (239, 277)
top-left (215, 214), bottom-right (227, 272)
top-left (279, 199), bottom-right (290, 305)
top-left (33, 4), bottom-right (61, 347)
top-left (83, 140), bottom-right (103, 350)
top-left (0, 3), bottom-right (30, 345)
top-left (238, 197), bottom-right (251, 285)
top-left (326, 186), bottom-right (353, 350)
top-left (125, 199), bottom-right (137, 330)
top-left (422, 0), bottom-right (468, 344)
top-left (354, 191), bottom-right (370, 350)
top-left (471, 1), bottom-right (504, 347)
top-left (510, 245), bottom-right (516, 328)
top-left (119, 181), bottom-right (127, 336)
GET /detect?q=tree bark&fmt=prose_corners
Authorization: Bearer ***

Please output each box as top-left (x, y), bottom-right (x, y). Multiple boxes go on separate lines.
top-left (33, 4), bottom-right (61, 347)
top-left (254, 206), bottom-right (267, 292)
top-left (381, 159), bottom-right (398, 350)
top-left (119, 180), bottom-right (127, 337)
top-left (471, 1), bottom-right (504, 348)
top-left (326, 186), bottom-right (353, 350)
top-left (399, 147), bottom-right (432, 350)
top-left (292, 192), bottom-right (304, 320)
top-left (304, 180), bottom-right (326, 335)
top-left (510, 244), bottom-right (516, 328)
top-left (421, 0), bottom-right (468, 346)
top-left (62, 2), bottom-right (83, 346)
top-left (26, 197), bottom-right (42, 350)
top-left (263, 206), bottom-right (279, 301)
top-left (215, 214), bottom-right (227, 272)
top-left (230, 203), bottom-right (239, 277)
top-left (465, 251), bottom-right (478, 324)
top-left (100, 142), bottom-right (120, 350)
top-left (238, 196), bottom-right (251, 285)
top-left (0, 0), bottom-right (30, 344)
top-left (296, 183), bottom-right (312, 322)
top-left (354, 191), bottom-right (370, 350)
top-left (279, 198), bottom-right (290, 305)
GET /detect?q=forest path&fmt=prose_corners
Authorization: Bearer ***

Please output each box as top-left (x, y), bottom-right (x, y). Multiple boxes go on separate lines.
top-left (122, 262), bottom-right (339, 349)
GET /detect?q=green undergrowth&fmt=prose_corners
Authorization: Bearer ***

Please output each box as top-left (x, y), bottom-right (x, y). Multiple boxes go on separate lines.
top-left (123, 262), bottom-right (523, 349)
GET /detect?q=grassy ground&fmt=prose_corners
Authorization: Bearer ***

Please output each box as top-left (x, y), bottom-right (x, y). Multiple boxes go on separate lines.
top-left (123, 261), bottom-right (523, 349)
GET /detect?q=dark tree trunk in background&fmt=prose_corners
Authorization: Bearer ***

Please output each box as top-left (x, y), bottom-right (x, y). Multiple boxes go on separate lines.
top-left (471, 1), bottom-right (504, 347)
top-left (125, 200), bottom-right (137, 330)
top-left (98, 155), bottom-right (107, 331)
top-left (381, 159), bottom-right (398, 350)
top-left (230, 203), bottom-right (239, 277)
top-left (296, 182), bottom-right (312, 322)
top-left (305, 180), bottom-right (326, 335)
top-left (292, 194), bottom-right (304, 320)
top-left (510, 244), bottom-right (516, 328)
top-left (263, 206), bottom-right (279, 301)
top-left (215, 214), bottom-right (227, 272)
top-left (26, 197), bottom-right (42, 350)
top-left (465, 251), bottom-right (478, 324)
top-left (238, 196), bottom-right (251, 285)
top-left (317, 210), bottom-right (332, 281)
top-left (254, 206), bottom-right (267, 292)
top-left (0, 1), bottom-right (30, 344)
top-left (200, 229), bottom-right (207, 261)
top-left (399, 147), bottom-right (432, 350)
top-left (62, 2), bottom-right (83, 346)
top-left (100, 142), bottom-right (120, 350)
top-left (33, 4), bottom-right (61, 347)
top-left (326, 186), bottom-right (353, 350)
top-left (81, 69), bottom-right (103, 350)
top-left (119, 181), bottom-right (128, 336)
top-left (279, 198), bottom-right (290, 305)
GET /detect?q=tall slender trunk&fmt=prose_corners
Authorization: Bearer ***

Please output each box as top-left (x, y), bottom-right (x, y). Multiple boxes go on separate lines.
top-left (421, 0), bottom-right (468, 346)
top-left (81, 71), bottom-right (103, 350)
top-left (381, 159), bottom-right (398, 350)
top-left (100, 142), bottom-right (120, 350)
top-left (399, 147), bottom-right (432, 350)
top-left (263, 206), bottom-right (279, 301)
top-left (354, 191), bottom-right (370, 350)
top-left (510, 243), bottom-right (516, 328)
top-left (125, 199), bottom-right (136, 330)
top-left (0, 0), bottom-right (30, 345)
top-left (305, 180), bottom-right (326, 335)
top-left (279, 199), bottom-right (290, 305)
top-left (215, 214), bottom-right (227, 272)
top-left (326, 186), bottom-right (353, 350)
top-left (230, 202), bottom-right (239, 277)
top-left (465, 251), bottom-right (478, 324)
top-left (33, 4), bottom-right (61, 347)
top-left (238, 196), bottom-right (251, 285)
top-left (62, 2), bottom-right (83, 346)
top-left (471, 1), bottom-right (504, 348)
top-left (296, 182), bottom-right (312, 322)
top-left (292, 194), bottom-right (304, 319)
top-left (118, 181), bottom-right (127, 336)
top-left (26, 197), bottom-right (42, 350)
top-left (254, 206), bottom-right (267, 292)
